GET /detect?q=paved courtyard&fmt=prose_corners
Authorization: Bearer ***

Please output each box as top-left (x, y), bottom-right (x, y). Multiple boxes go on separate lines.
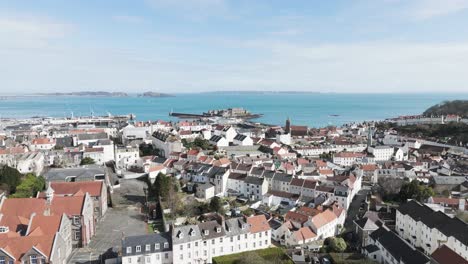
top-left (68, 179), bottom-right (148, 264)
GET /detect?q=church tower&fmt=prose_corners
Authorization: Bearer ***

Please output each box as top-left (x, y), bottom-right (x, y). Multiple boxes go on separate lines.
top-left (285, 117), bottom-right (291, 134)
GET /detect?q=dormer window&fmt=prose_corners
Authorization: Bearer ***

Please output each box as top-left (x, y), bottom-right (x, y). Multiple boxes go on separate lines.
top-left (179, 232), bottom-right (184, 239)
top-left (126, 247), bottom-right (132, 254)
top-left (0, 226), bottom-right (9, 233)
top-left (190, 229), bottom-right (196, 236)
top-left (155, 243), bottom-right (160, 250)
top-left (136, 245), bottom-right (141, 253)
top-left (226, 226), bottom-right (230, 232)
top-left (145, 244), bottom-right (151, 251)
top-left (242, 224), bottom-right (247, 229)
top-left (164, 242), bottom-right (169, 248)
top-left (216, 227), bottom-right (221, 233)
top-left (204, 230), bottom-right (209, 236)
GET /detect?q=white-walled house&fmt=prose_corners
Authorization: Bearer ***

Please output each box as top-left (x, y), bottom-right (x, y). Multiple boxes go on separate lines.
top-left (233, 134), bottom-right (253, 146)
top-left (209, 135), bottom-right (229, 147)
top-left (368, 146), bottom-right (394, 161)
top-left (396, 200), bottom-right (468, 260)
top-left (123, 214), bottom-right (271, 264)
top-left (364, 226), bottom-right (430, 264)
top-left (115, 146), bottom-right (140, 170)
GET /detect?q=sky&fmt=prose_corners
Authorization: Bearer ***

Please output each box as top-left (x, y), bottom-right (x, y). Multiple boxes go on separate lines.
top-left (1, 0), bottom-right (468, 94)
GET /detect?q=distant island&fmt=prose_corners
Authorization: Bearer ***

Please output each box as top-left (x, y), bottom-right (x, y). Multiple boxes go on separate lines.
top-left (423, 100), bottom-right (468, 117)
top-left (37, 91), bottom-right (128, 97)
top-left (138, 92), bottom-right (175, 97)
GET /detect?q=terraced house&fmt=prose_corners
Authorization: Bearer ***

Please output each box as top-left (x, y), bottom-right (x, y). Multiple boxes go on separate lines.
top-left (122, 214), bottom-right (271, 264)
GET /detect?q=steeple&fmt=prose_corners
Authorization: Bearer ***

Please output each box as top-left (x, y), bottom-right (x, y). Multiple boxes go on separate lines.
top-left (285, 117), bottom-right (291, 134)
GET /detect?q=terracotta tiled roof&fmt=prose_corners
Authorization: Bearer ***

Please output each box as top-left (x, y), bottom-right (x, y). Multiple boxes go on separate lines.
top-left (431, 245), bottom-right (468, 264)
top-left (0, 235), bottom-right (55, 262)
top-left (295, 226), bottom-right (316, 241)
top-left (310, 209), bottom-right (337, 229)
top-left (247, 215), bottom-right (270, 233)
top-left (50, 196), bottom-right (86, 216)
top-left (32, 138), bottom-right (54, 145)
top-left (27, 215), bottom-right (63, 236)
top-left (49, 181), bottom-right (103, 197)
top-left (0, 198), bottom-right (46, 219)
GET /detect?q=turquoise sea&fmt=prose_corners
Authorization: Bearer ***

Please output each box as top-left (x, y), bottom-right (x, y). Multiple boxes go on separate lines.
top-left (1, 93), bottom-right (467, 127)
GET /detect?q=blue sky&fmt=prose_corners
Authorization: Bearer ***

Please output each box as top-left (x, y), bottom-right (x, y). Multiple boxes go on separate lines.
top-left (1, 0), bottom-right (468, 93)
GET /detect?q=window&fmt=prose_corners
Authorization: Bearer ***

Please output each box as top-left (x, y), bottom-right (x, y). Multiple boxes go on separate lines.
top-left (179, 254), bottom-right (183, 260)
top-left (0, 257), bottom-right (4, 264)
top-left (180, 245), bottom-right (183, 250)
top-left (74, 231), bottom-right (81, 240)
top-left (165, 253), bottom-right (169, 259)
top-left (156, 254), bottom-right (160, 260)
top-left (204, 250), bottom-right (207, 256)
top-left (146, 257), bottom-right (150, 263)
top-left (164, 242), bottom-right (169, 248)
top-left (126, 247), bottom-right (132, 254)
top-left (30, 255), bottom-right (37, 264)
top-left (73, 216), bottom-right (80, 225)
top-left (212, 239), bottom-right (215, 245)
top-left (220, 237), bottom-right (223, 243)
top-left (128, 258), bottom-right (132, 263)
top-left (230, 237), bottom-right (233, 242)
top-left (145, 244), bottom-right (150, 251)
top-left (195, 242), bottom-right (198, 247)
top-left (136, 246), bottom-right (141, 253)
top-left (155, 243), bottom-right (160, 250)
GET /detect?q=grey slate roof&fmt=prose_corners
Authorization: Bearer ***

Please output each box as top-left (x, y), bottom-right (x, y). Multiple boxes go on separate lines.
top-left (172, 224), bottom-right (202, 244)
top-left (77, 132), bottom-right (108, 141)
top-left (370, 227), bottom-right (430, 264)
top-left (273, 172), bottom-right (292, 183)
top-left (44, 166), bottom-right (105, 182)
top-left (243, 176), bottom-right (264, 186)
top-left (198, 220), bottom-right (225, 240)
top-left (398, 200), bottom-right (468, 246)
top-left (122, 232), bottom-right (172, 256)
top-left (224, 217), bottom-right (250, 236)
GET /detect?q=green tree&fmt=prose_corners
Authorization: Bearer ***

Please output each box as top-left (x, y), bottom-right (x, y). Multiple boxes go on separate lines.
top-left (399, 180), bottom-right (434, 202)
top-left (0, 165), bottom-right (23, 193)
top-left (209, 196), bottom-right (224, 213)
top-left (328, 237), bottom-right (347, 253)
top-left (10, 174), bottom-right (46, 198)
top-left (80, 157), bottom-right (95, 165)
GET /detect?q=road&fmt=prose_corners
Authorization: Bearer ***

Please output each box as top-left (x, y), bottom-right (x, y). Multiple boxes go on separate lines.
top-left (344, 188), bottom-right (371, 231)
top-left (68, 179), bottom-right (148, 264)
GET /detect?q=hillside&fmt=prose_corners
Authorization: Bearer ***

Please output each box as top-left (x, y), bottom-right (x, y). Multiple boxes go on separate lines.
top-left (423, 100), bottom-right (468, 117)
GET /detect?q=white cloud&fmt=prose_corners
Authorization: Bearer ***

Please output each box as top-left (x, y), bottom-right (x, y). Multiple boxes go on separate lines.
top-left (0, 14), bottom-right (71, 49)
top-left (409, 0), bottom-right (468, 20)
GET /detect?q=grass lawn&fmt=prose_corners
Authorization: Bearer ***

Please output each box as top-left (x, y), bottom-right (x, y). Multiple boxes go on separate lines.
top-left (329, 253), bottom-right (377, 264)
top-left (213, 247), bottom-right (293, 264)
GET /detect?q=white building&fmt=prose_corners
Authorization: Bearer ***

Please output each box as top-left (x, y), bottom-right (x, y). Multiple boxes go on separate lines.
top-left (152, 131), bottom-right (183, 158)
top-left (368, 146), bottom-right (394, 161)
top-left (364, 226), bottom-right (430, 264)
top-left (115, 146), bottom-right (140, 170)
top-left (333, 152), bottom-right (366, 166)
top-left (396, 200), bottom-right (468, 260)
top-left (233, 134), bottom-right (253, 146)
top-left (122, 215), bottom-right (271, 264)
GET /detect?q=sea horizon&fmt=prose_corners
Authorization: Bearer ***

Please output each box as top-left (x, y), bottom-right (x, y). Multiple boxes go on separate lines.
top-left (1, 92), bottom-right (467, 128)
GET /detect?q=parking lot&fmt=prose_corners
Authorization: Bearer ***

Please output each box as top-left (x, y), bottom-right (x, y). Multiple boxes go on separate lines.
top-left (68, 179), bottom-right (148, 264)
